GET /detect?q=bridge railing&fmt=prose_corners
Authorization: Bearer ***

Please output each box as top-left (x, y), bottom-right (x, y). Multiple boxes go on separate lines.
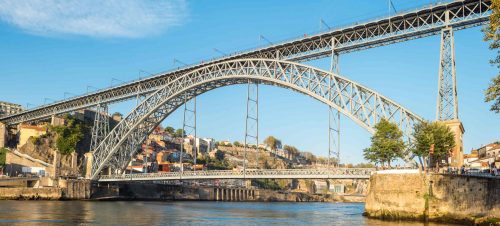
top-left (98, 168), bottom-right (375, 180)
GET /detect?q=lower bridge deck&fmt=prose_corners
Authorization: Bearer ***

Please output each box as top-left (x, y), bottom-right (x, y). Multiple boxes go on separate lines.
top-left (97, 168), bottom-right (374, 182)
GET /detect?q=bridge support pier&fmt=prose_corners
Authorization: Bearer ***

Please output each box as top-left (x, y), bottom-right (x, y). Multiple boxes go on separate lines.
top-left (437, 24), bottom-right (464, 168)
top-left (0, 122), bottom-right (6, 148)
top-left (329, 38), bottom-right (341, 167)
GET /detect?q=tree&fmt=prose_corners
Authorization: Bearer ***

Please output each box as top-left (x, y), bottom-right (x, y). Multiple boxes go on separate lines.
top-left (174, 128), bottom-right (185, 138)
top-left (49, 115), bottom-right (85, 154)
top-left (111, 112), bottom-right (123, 118)
top-left (214, 150), bottom-right (225, 161)
top-left (164, 126), bottom-right (175, 135)
top-left (233, 141), bottom-right (241, 147)
top-left (412, 121), bottom-right (455, 168)
top-left (484, 0), bottom-right (500, 113)
top-left (363, 118), bottom-right (406, 167)
top-left (283, 145), bottom-right (300, 159)
top-left (485, 75), bottom-right (500, 113)
top-left (263, 136), bottom-right (282, 157)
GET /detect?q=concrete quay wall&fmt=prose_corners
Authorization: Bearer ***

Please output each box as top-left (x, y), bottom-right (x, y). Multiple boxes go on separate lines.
top-left (0, 179), bottom-right (91, 200)
top-left (364, 171), bottom-right (500, 224)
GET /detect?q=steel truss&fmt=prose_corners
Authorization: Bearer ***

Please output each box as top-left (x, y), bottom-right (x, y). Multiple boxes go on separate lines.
top-left (89, 103), bottom-right (109, 152)
top-left (180, 95), bottom-right (197, 172)
top-left (437, 27), bottom-right (458, 120)
top-left (0, 0), bottom-right (490, 126)
top-left (328, 39), bottom-right (341, 168)
top-left (244, 80), bottom-right (259, 171)
top-left (98, 168), bottom-right (375, 182)
top-left (89, 59), bottom-right (423, 180)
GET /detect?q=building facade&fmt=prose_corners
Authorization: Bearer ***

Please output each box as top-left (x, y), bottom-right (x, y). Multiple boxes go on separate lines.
top-left (0, 101), bottom-right (23, 117)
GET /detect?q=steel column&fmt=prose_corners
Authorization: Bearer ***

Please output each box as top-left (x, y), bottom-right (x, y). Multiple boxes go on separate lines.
top-left (244, 79), bottom-right (259, 172)
top-left (436, 25), bottom-right (458, 121)
top-left (90, 103), bottom-right (109, 152)
top-left (180, 95), bottom-right (197, 173)
top-left (328, 38), bottom-right (341, 168)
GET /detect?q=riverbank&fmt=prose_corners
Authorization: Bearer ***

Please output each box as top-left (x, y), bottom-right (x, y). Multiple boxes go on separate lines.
top-left (364, 170), bottom-right (500, 225)
top-left (92, 182), bottom-right (365, 203)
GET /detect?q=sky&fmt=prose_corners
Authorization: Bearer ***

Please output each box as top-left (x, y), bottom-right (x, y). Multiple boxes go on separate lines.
top-left (0, 0), bottom-right (498, 164)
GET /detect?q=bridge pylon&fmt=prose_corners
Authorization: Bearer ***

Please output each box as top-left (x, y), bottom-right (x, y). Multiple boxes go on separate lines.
top-left (328, 38), bottom-right (340, 168)
top-left (90, 103), bottom-right (110, 152)
top-left (436, 13), bottom-right (464, 168)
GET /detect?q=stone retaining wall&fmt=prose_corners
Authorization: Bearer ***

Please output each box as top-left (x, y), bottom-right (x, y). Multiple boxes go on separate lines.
top-left (364, 171), bottom-right (500, 224)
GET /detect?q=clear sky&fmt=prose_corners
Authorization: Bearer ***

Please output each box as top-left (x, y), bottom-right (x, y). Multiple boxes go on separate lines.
top-left (0, 0), bottom-right (498, 164)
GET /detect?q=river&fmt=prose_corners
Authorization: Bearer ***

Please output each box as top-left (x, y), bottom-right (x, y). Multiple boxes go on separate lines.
top-left (0, 201), bottom-right (456, 225)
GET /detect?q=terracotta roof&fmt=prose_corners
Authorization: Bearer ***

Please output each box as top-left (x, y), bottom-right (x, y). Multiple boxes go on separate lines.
top-left (19, 124), bottom-right (46, 132)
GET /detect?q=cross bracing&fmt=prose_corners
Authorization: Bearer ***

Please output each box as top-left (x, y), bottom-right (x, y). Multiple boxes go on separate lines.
top-left (98, 168), bottom-right (375, 182)
top-left (0, 0), bottom-right (490, 126)
top-left (89, 59), bottom-right (423, 180)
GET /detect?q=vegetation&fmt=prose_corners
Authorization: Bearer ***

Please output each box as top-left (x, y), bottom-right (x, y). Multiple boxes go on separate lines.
top-left (111, 112), bottom-right (123, 118)
top-left (252, 179), bottom-right (287, 190)
top-left (233, 141), bottom-right (242, 147)
top-left (484, 0), bottom-right (500, 113)
top-left (164, 126), bottom-right (175, 135)
top-left (263, 136), bottom-right (281, 153)
top-left (0, 148), bottom-right (7, 167)
top-left (283, 145), bottom-right (300, 158)
top-left (174, 128), bottom-right (185, 138)
top-left (48, 115), bottom-right (86, 154)
top-left (485, 76), bottom-right (500, 113)
top-left (411, 121), bottom-right (455, 168)
top-left (363, 119), bottom-right (406, 167)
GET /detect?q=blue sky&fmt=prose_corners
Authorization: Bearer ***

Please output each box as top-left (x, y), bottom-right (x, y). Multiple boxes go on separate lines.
top-left (0, 0), bottom-right (498, 164)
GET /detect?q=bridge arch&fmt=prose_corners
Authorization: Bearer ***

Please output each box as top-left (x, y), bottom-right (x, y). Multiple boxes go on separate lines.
top-left (90, 59), bottom-right (423, 179)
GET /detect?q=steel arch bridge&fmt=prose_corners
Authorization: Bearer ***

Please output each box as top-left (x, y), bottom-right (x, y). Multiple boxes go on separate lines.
top-left (89, 59), bottom-right (423, 180)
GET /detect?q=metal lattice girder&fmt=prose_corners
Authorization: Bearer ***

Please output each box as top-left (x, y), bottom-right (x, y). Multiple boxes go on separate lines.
top-left (89, 59), bottom-right (423, 180)
top-left (0, 0), bottom-right (490, 126)
top-left (98, 168), bottom-right (375, 182)
top-left (89, 104), bottom-right (109, 152)
top-left (437, 27), bottom-right (458, 120)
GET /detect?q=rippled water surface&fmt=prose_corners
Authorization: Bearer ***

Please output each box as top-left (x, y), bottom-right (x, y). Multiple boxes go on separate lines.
top-left (0, 201), bottom-right (456, 225)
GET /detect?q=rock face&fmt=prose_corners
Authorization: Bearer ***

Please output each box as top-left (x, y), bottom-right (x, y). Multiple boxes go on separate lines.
top-left (364, 171), bottom-right (500, 224)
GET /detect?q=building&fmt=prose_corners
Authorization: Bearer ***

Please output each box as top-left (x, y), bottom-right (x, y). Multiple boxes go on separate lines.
top-left (0, 101), bottom-right (23, 117)
top-left (466, 142), bottom-right (500, 169)
top-left (17, 124), bottom-right (47, 148)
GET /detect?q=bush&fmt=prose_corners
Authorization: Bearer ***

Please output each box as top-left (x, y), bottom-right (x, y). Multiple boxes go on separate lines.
top-left (0, 148), bottom-right (7, 167)
top-left (48, 115), bottom-right (85, 154)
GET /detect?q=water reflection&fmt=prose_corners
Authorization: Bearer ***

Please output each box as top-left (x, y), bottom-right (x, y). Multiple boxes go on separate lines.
top-left (0, 201), bottom-right (457, 225)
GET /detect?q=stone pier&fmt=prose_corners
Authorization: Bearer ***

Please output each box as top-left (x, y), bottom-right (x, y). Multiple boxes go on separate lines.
top-left (214, 188), bottom-right (256, 201)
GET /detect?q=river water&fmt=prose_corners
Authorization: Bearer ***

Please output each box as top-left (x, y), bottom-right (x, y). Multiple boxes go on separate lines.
top-left (0, 201), bottom-right (456, 225)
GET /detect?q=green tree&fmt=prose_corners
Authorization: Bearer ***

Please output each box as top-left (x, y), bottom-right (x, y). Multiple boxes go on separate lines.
top-left (215, 150), bottom-right (225, 161)
top-left (233, 141), bottom-right (241, 147)
top-left (0, 148), bottom-right (7, 167)
top-left (363, 118), bottom-right (406, 167)
top-left (164, 126), bottom-right (175, 135)
top-left (484, 0), bottom-right (500, 113)
top-left (263, 136), bottom-right (282, 157)
top-left (174, 128), bottom-right (185, 138)
top-left (412, 121), bottom-right (456, 168)
top-left (485, 76), bottom-right (500, 113)
top-left (283, 145), bottom-right (300, 159)
top-left (49, 116), bottom-right (85, 154)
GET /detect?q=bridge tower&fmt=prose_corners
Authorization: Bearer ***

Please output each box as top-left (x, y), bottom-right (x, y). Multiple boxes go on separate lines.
top-left (90, 103), bottom-right (110, 152)
top-left (243, 80), bottom-right (259, 172)
top-left (180, 95), bottom-right (197, 173)
top-left (328, 38), bottom-right (341, 168)
top-left (436, 11), bottom-right (464, 168)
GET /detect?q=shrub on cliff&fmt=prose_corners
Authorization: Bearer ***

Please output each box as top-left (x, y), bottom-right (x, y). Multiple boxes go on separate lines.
top-left (0, 148), bottom-right (7, 167)
top-left (48, 115), bottom-right (86, 154)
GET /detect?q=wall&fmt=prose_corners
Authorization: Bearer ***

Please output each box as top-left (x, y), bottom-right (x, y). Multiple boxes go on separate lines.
top-left (0, 187), bottom-right (62, 200)
top-left (364, 171), bottom-right (500, 224)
